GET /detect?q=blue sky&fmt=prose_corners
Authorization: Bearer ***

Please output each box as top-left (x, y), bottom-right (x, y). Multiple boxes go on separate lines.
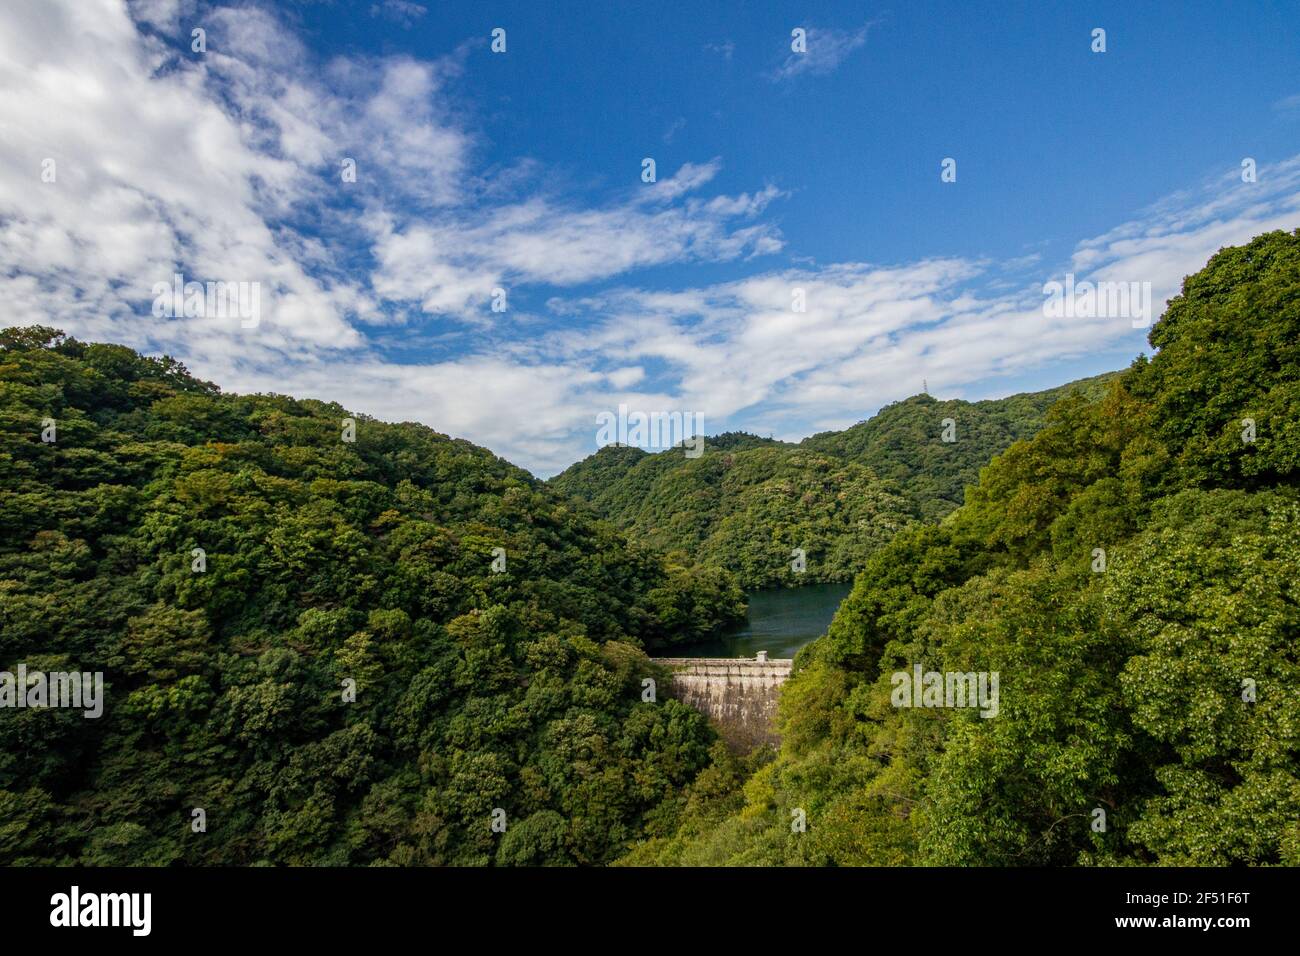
top-left (2, 0), bottom-right (1299, 473)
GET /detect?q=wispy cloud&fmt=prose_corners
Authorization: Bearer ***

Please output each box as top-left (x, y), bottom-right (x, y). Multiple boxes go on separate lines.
top-left (773, 23), bottom-right (872, 81)
top-left (1273, 92), bottom-right (1300, 113)
top-left (367, 160), bottom-right (785, 317)
top-left (704, 39), bottom-right (734, 61)
top-left (370, 1), bottom-right (427, 28)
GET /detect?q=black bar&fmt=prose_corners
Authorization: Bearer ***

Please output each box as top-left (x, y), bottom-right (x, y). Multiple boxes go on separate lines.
top-left (3, 865), bottom-right (1292, 941)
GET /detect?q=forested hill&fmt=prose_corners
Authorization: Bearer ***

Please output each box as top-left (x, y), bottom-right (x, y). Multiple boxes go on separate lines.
top-left (0, 327), bottom-right (746, 865)
top-left (801, 372), bottom-right (1116, 519)
top-left (549, 374), bottom-right (1116, 588)
top-left (620, 228), bottom-right (1300, 867)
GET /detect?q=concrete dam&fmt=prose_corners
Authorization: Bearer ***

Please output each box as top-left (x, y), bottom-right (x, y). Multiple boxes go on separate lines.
top-left (654, 652), bottom-right (794, 750)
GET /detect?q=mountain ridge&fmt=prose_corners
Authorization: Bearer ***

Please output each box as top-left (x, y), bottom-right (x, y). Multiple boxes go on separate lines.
top-left (550, 372), bottom-right (1119, 587)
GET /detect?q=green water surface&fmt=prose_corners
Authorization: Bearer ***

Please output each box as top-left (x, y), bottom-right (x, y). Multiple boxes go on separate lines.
top-left (671, 581), bottom-right (852, 660)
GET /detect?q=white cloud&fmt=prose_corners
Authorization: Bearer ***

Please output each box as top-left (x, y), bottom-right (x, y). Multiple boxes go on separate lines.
top-left (773, 23), bottom-right (873, 81)
top-left (0, 0), bottom-right (370, 364)
top-left (127, 0), bottom-right (193, 32)
top-left (367, 164), bottom-right (784, 317)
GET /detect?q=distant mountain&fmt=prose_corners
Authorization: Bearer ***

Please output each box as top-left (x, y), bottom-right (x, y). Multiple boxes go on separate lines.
top-left (550, 374), bottom-right (1117, 588)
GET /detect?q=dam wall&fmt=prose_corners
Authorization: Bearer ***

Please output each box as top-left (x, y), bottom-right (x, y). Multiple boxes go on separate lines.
top-left (654, 654), bottom-right (794, 751)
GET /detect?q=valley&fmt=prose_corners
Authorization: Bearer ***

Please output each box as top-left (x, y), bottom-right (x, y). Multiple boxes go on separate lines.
top-left (3, 231), bottom-right (1299, 868)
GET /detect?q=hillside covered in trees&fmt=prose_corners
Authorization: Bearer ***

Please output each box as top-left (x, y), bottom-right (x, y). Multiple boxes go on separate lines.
top-left (801, 372), bottom-right (1116, 519)
top-left (550, 374), bottom-right (1114, 589)
top-left (0, 328), bottom-right (745, 865)
top-left (618, 229), bottom-right (1300, 867)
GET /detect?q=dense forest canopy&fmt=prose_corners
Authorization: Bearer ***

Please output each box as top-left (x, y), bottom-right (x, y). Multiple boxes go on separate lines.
top-left (550, 374), bottom-right (1114, 589)
top-left (0, 328), bottom-right (745, 865)
top-left (619, 229), bottom-right (1300, 866)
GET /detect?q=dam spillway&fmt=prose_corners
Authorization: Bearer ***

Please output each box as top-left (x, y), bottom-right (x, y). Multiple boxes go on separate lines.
top-left (654, 653), bottom-right (794, 751)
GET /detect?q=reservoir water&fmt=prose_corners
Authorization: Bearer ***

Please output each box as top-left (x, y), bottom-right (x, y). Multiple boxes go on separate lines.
top-left (674, 581), bottom-right (853, 660)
